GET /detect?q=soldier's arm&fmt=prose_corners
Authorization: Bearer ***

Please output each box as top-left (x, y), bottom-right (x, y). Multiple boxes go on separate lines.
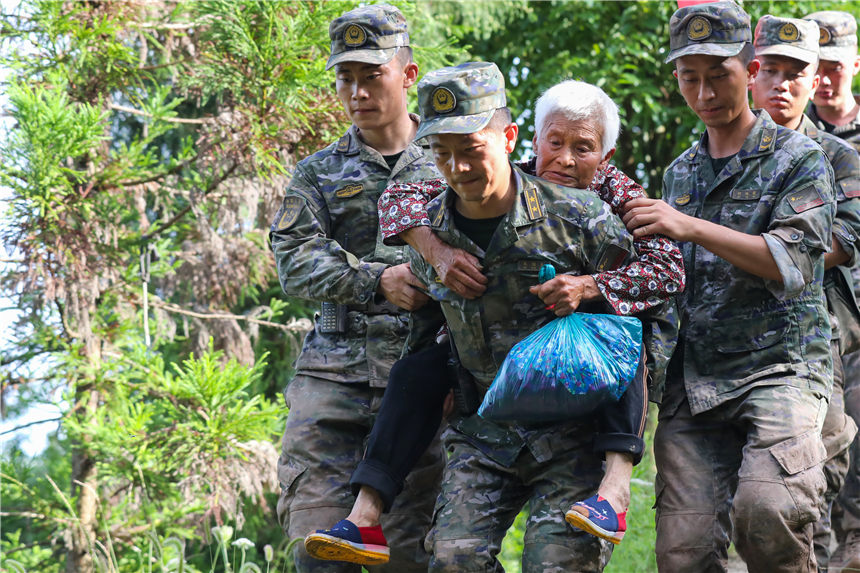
top-left (625, 149), bottom-right (835, 296)
top-left (825, 146), bottom-right (860, 269)
top-left (379, 180), bottom-right (487, 299)
top-left (270, 164), bottom-right (387, 305)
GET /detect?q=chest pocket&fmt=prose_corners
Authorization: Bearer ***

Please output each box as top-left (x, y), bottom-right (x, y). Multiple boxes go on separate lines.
top-left (720, 187), bottom-right (764, 231)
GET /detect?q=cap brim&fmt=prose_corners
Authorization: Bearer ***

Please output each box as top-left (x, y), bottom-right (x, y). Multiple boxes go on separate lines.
top-left (414, 110), bottom-right (495, 141)
top-left (665, 41), bottom-right (746, 64)
top-left (819, 45), bottom-right (858, 62)
top-left (755, 45), bottom-right (818, 65)
top-left (326, 47), bottom-right (398, 71)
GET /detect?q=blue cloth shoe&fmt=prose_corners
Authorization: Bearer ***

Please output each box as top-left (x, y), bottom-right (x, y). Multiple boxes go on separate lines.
top-left (304, 519), bottom-right (390, 565)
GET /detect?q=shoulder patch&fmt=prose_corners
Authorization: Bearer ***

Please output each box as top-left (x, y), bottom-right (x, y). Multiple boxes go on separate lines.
top-left (335, 184), bottom-right (363, 198)
top-left (523, 185), bottom-right (544, 220)
top-left (596, 245), bottom-right (629, 273)
top-left (275, 196), bottom-right (304, 230)
top-left (841, 179), bottom-right (860, 199)
top-left (787, 186), bottom-right (825, 213)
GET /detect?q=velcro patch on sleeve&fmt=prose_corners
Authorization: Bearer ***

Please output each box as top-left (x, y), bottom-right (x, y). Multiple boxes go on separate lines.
top-left (840, 179), bottom-right (860, 199)
top-left (787, 186), bottom-right (825, 213)
top-left (275, 196), bottom-right (304, 230)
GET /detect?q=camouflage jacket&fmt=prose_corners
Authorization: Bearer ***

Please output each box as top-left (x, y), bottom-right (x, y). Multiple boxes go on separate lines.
top-left (407, 165), bottom-right (638, 459)
top-left (807, 97), bottom-right (860, 153)
top-left (664, 110), bottom-right (835, 414)
top-left (799, 114), bottom-right (860, 353)
top-left (408, 165), bottom-right (635, 388)
top-left (269, 119), bottom-right (440, 386)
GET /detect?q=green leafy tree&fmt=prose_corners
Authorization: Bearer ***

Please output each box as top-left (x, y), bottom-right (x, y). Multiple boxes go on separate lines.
top-left (1, 1), bottom-right (462, 571)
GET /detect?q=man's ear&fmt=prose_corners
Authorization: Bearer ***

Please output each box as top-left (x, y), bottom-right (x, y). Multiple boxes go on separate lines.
top-left (746, 58), bottom-right (761, 89)
top-left (811, 72), bottom-right (821, 91)
top-left (853, 54), bottom-right (860, 77)
top-left (672, 68), bottom-right (679, 79)
top-left (503, 122), bottom-right (519, 154)
top-left (403, 61), bottom-right (419, 89)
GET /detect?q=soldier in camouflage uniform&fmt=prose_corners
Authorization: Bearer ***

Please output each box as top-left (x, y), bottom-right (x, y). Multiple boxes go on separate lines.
top-left (269, 5), bottom-right (444, 571)
top-left (805, 11), bottom-right (860, 152)
top-left (623, 3), bottom-right (836, 571)
top-left (406, 61), bottom-right (637, 573)
top-left (751, 15), bottom-right (860, 570)
top-left (803, 11), bottom-right (860, 570)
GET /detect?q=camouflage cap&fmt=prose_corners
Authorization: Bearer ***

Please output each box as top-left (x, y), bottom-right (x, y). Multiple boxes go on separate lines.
top-left (804, 11), bottom-right (858, 62)
top-left (665, 1), bottom-right (751, 64)
top-left (325, 4), bottom-right (409, 71)
top-left (754, 15), bottom-right (819, 66)
top-left (414, 62), bottom-right (507, 141)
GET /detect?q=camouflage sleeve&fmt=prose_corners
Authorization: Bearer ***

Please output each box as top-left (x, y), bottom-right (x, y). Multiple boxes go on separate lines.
top-left (378, 179), bottom-right (447, 246)
top-left (587, 165), bottom-right (686, 315)
top-left (270, 164), bottom-right (387, 304)
top-left (405, 247), bottom-right (446, 352)
top-left (570, 194), bottom-right (635, 277)
top-left (762, 149), bottom-right (836, 299)
top-left (831, 147), bottom-right (860, 267)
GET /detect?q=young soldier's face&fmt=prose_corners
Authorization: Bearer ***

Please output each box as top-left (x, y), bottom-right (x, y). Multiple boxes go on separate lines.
top-left (814, 57), bottom-right (860, 109)
top-left (751, 54), bottom-right (819, 127)
top-left (675, 53), bottom-right (756, 128)
top-left (532, 113), bottom-right (613, 189)
top-left (429, 123), bottom-right (517, 207)
top-left (335, 58), bottom-right (415, 131)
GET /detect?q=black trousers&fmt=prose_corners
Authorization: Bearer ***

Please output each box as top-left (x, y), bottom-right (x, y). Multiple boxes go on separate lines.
top-left (350, 343), bottom-right (649, 512)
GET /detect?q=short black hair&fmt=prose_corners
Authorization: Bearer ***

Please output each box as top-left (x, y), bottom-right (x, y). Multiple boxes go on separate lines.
top-left (485, 106), bottom-right (513, 133)
top-left (395, 46), bottom-right (413, 68)
top-left (735, 42), bottom-right (754, 67)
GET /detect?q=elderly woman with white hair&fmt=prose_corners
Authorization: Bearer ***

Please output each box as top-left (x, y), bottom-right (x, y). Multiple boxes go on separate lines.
top-left (304, 80), bottom-right (684, 566)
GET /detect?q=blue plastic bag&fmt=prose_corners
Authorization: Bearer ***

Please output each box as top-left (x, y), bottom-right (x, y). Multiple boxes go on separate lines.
top-left (478, 265), bottom-right (642, 423)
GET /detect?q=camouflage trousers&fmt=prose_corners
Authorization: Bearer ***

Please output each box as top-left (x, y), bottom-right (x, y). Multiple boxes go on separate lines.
top-left (813, 342), bottom-right (858, 567)
top-left (425, 421), bottom-right (611, 573)
top-left (276, 375), bottom-right (445, 572)
top-left (834, 349), bottom-right (860, 537)
top-left (655, 383), bottom-right (829, 573)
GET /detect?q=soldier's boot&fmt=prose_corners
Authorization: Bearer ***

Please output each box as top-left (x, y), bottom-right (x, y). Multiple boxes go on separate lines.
top-left (830, 529), bottom-right (860, 573)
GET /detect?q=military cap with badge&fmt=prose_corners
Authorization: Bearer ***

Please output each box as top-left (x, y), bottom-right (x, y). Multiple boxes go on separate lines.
top-left (413, 61), bottom-right (507, 140)
top-left (804, 11), bottom-right (858, 62)
top-left (325, 3), bottom-right (409, 70)
top-left (754, 15), bottom-right (820, 65)
top-left (665, 0), bottom-right (751, 63)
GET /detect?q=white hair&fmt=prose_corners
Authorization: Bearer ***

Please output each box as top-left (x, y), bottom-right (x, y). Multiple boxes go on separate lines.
top-left (533, 80), bottom-right (620, 155)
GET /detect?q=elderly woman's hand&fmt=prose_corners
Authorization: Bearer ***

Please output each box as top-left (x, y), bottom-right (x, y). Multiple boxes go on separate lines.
top-left (529, 274), bottom-right (601, 316)
top-left (427, 240), bottom-right (488, 299)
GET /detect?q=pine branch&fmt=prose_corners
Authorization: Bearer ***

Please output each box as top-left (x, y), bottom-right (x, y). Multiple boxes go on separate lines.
top-left (0, 416), bottom-right (62, 436)
top-left (107, 102), bottom-right (213, 125)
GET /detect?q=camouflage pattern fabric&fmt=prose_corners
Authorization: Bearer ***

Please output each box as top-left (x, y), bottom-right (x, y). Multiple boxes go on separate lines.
top-left (804, 10), bottom-right (858, 62)
top-left (270, 120), bottom-right (440, 387)
top-left (325, 4), bottom-right (409, 71)
top-left (754, 15), bottom-right (820, 65)
top-left (414, 62), bottom-right (507, 142)
top-left (665, 0), bottom-right (751, 63)
top-left (662, 110), bottom-right (835, 415)
top-left (655, 382), bottom-right (828, 572)
top-left (409, 166), bottom-right (638, 572)
top-left (277, 375), bottom-right (444, 572)
top-left (408, 166), bottom-right (635, 390)
top-left (807, 100), bottom-right (860, 153)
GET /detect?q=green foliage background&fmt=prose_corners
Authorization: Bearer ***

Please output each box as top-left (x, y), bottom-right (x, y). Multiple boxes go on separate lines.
top-left (2, 1), bottom-right (859, 572)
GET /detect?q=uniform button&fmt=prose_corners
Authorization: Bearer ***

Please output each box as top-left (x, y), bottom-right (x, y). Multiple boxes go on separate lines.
top-left (358, 293), bottom-right (369, 302)
top-left (800, 244), bottom-right (808, 252)
top-left (790, 233), bottom-right (800, 240)
top-left (850, 235), bottom-right (856, 241)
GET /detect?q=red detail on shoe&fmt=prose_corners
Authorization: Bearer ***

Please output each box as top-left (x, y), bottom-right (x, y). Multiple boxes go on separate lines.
top-left (616, 511), bottom-right (628, 533)
top-left (357, 525), bottom-right (388, 547)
